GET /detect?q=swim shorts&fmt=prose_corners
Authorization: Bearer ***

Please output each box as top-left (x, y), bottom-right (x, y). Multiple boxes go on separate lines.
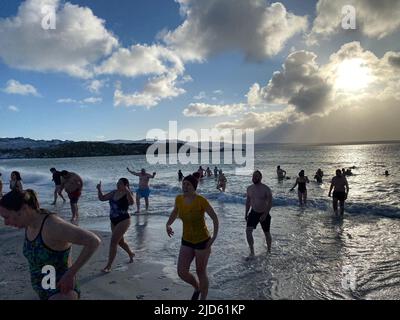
top-left (136, 187), bottom-right (151, 198)
top-left (68, 190), bottom-right (81, 204)
top-left (246, 210), bottom-right (271, 233)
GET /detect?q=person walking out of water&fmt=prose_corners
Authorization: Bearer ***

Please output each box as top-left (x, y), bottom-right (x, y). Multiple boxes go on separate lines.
top-left (217, 170), bottom-right (227, 192)
top-left (314, 168), bottom-right (324, 183)
top-left (328, 169), bottom-right (349, 216)
top-left (10, 171), bottom-right (23, 192)
top-left (290, 170), bottom-right (310, 206)
top-left (197, 166), bottom-right (205, 179)
top-left (214, 167), bottom-right (218, 178)
top-left (245, 170), bottom-right (272, 257)
top-left (50, 168), bottom-right (66, 205)
top-left (97, 178), bottom-right (135, 273)
top-left (127, 167), bottom-right (156, 213)
top-left (0, 189), bottom-right (100, 300)
top-left (60, 170), bottom-right (83, 223)
top-left (277, 166), bottom-right (287, 180)
top-left (206, 167), bottom-right (212, 177)
top-left (166, 175), bottom-right (219, 300)
top-left (178, 170), bottom-right (184, 181)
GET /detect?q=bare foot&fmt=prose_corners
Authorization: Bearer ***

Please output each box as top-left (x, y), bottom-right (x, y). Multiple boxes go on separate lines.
top-left (128, 253), bottom-right (135, 263)
top-left (245, 252), bottom-right (255, 261)
top-left (101, 267), bottom-right (111, 273)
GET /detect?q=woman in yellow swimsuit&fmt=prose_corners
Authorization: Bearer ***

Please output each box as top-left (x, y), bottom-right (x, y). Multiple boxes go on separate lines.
top-left (166, 175), bottom-right (219, 300)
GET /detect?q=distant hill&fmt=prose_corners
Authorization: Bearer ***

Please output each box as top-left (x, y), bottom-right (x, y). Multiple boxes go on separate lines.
top-left (0, 137), bottom-right (71, 150)
top-left (0, 137), bottom-right (244, 159)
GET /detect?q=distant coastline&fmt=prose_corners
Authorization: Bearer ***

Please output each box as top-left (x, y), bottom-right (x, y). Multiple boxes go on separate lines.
top-left (0, 137), bottom-right (398, 160)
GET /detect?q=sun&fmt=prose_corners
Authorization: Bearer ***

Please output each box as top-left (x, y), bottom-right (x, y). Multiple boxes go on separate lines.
top-left (335, 59), bottom-right (372, 92)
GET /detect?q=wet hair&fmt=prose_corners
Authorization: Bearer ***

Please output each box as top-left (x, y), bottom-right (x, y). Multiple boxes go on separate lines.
top-left (299, 170), bottom-right (305, 177)
top-left (60, 170), bottom-right (69, 177)
top-left (11, 171), bottom-right (22, 181)
top-left (336, 169), bottom-right (342, 175)
top-left (253, 170), bottom-right (262, 178)
top-left (277, 166), bottom-right (280, 169)
top-left (183, 175), bottom-right (198, 190)
top-left (192, 172), bottom-right (200, 179)
top-left (50, 168), bottom-right (56, 172)
top-left (0, 189), bottom-right (40, 212)
top-left (118, 178), bottom-right (130, 187)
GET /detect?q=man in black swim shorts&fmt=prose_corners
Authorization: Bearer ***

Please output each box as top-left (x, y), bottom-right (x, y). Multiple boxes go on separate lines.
top-left (328, 169), bottom-right (349, 216)
top-left (245, 170), bottom-right (273, 258)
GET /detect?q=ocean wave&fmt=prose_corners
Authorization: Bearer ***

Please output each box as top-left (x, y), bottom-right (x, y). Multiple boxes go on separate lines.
top-left (141, 184), bottom-right (400, 219)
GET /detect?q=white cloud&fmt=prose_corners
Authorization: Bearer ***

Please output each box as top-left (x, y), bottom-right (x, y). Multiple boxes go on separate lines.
top-left (114, 73), bottom-right (185, 108)
top-left (96, 44), bottom-right (184, 77)
top-left (216, 106), bottom-right (302, 130)
top-left (57, 97), bottom-right (102, 104)
top-left (162, 0), bottom-right (308, 61)
top-left (82, 97), bottom-right (102, 104)
top-left (3, 79), bottom-right (40, 96)
top-left (183, 103), bottom-right (245, 117)
top-left (86, 79), bottom-right (107, 94)
top-left (213, 90), bottom-right (223, 95)
top-left (57, 98), bottom-right (77, 103)
top-left (8, 105), bottom-right (20, 112)
top-left (0, 0), bottom-right (118, 78)
top-left (308, 0), bottom-right (400, 44)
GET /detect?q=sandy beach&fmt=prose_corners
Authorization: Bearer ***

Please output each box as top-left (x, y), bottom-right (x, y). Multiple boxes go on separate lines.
top-left (0, 226), bottom-right (202, 300)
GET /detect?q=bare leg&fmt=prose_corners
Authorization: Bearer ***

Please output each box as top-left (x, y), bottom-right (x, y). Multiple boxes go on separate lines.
top-left (103, 220), bottom-right (131, 272)
top-left (246, 227), bottom-right (255, 257)
top-left (58, 189), bottom-right (66, 202)
top-left (264, 231), bottom-right (272, 253)
top-left (52, 188), bottom-right (57, 205)
top-left (298, 191), bottom-right (303, 206)
top-left (70, 203), bottom-right (79, 223)
top-left (177, 245), bottom-right (199, 296)
top-left (340, 200), bottom-right (345, 216)
top-left (135, 194), bottom-right (140, 213)
top-left (333, 198), bottom-right (339, 215)
top-left (303, 191), bottom-right (307, 205)
top-left (195, 247), bottom-right (211, 300)
top-left (118, 236), bottom-right (135, 262)
top-left (144, 197), bottom-right (149, 211)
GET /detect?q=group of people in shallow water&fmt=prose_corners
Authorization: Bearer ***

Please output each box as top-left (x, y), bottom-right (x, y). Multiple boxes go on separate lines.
top-left (0, 164), bottom-right (393, 301)
top-left (278, 165), bottom-right (350, 214)
top-left (178, 166), bottom-right (228, 193)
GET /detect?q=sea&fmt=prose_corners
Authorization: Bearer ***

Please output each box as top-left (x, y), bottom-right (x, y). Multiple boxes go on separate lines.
top-left (1, 143), bottom-right (399, 299)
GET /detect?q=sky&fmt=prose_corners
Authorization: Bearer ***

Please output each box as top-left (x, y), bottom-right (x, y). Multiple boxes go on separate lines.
top-left (0, 0), bottom-right (399, 143)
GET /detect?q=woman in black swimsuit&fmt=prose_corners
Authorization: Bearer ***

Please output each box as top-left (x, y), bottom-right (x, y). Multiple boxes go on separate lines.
top-left (290, 170), bottom-right (310, 206)
top-left (97, 178), bottom-right (135, 273)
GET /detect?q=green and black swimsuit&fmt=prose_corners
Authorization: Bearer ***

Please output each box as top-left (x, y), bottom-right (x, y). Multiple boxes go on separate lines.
top-left (23, 213), bottom-right (80, 300)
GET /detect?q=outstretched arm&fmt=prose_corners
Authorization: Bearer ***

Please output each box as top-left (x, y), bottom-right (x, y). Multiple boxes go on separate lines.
top-left (96, 182), bottom-right (114, 201)
top-left (290, 179), bottom-right (298, 191)
top-left (127, 168), bottom-right (139, 176)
